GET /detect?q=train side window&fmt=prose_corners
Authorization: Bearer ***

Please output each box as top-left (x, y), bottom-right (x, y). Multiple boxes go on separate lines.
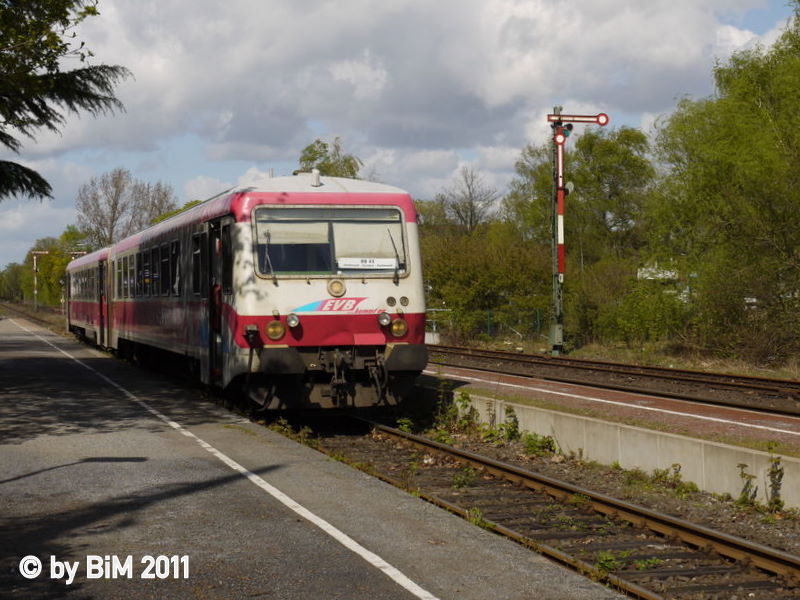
top-left (200, 232), bottom-right (208, 295)
top-left (135, 252), bottom-right (142, 297)
top-left (151, 248), bottom-right (160, 294)
top-left (171, 241), bottom-right (181, 296)
top-left (160, 244), bottom-right (170, 295)
top-left (142, 251), bottom-right (151, 296)
top-left (128, 255), bottom-right (136, 298)
top-left (191, 234), bottom-right (201, 295)
top-left (122, 256), bottom-right (129, 298)
top-left (221, 225), bottom-right (233, 294)
top-left (115, 260), bottom-right (121, 299)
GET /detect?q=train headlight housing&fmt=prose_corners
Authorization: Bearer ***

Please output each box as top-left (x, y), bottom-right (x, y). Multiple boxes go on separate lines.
top-left (327, 279), bottom-right (346, 297)
top-left (286, 313), bottom-right (300, 328)
top-left (377, 312), bottom-right (392, 327)
top-left (390, 318), bottom-right (408, 338)
top-left (266, 320), bottom-right (286, 340)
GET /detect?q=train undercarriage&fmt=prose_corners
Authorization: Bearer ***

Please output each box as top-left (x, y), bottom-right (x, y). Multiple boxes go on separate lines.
top-left (240, 343), bottom-right (428, 409)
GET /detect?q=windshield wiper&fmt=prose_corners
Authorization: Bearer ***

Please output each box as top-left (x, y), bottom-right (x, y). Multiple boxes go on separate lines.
top-left (264, 231), bottom-right (277, 284)
top-left (387, 227), bottom-right (402, 284)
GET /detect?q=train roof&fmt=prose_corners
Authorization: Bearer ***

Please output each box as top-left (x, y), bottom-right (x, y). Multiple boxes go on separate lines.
top-left (66, 246), bottom-right (109, 271)
top-left (103, 173), bottom-right (416, 255)
top-left (233, 173), bottom-right (408, 195)
top-left (64, 174), bottom-right (416, 262)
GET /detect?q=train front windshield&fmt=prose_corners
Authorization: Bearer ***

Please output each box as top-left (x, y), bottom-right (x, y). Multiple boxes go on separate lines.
top-left (253, 207), bottom-right (407, 276)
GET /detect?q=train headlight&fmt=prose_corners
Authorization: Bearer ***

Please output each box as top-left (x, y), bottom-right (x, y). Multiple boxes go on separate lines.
top-left (286, 313), bottom-right (300, 328)
top-left (266, 320), bottom-right (286, 340)
top-left (378, 312), bottom-right (392, 327)
top-left (390, 318), bottom-right (408, 338)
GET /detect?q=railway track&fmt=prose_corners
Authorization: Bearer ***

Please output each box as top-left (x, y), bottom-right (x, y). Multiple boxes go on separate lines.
top-left (428, 344), bottom-right (800, 415)
top-left (0, 302), bottom-right (63, 330)
top-left (320, 421), bottom-right (800, 599)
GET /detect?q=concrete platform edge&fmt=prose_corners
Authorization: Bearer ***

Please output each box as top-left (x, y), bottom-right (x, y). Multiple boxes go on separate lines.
top-left (467, 395), bottom-right (800, 508)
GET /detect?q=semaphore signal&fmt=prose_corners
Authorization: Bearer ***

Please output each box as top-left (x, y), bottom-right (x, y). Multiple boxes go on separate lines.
top-left (546, 106), bottom-right (609, 355)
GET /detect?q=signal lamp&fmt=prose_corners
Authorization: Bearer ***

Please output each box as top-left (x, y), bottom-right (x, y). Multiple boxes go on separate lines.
top-left (378, 312), bottom-right (392, 327)
top-left (266, 320), bottom-right (286, 340)
top-left (390, 318), bottom-right (408, 338)
top-left (286, 313), bottom-right (300, 328)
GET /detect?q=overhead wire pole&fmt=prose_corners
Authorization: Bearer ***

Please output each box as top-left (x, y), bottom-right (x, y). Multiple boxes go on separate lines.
top-left (546, 107), bottom-right (609, 356)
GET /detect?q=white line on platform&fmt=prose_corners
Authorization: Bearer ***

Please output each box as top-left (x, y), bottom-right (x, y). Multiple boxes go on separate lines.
top-left (424, 368), bottom-right (800, 438)
top-left (12, 320), bottom-right (441, 600)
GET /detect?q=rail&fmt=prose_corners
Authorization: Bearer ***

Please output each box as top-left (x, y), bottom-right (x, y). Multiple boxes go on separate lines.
top-left (428, 344), bottom-right (800, 415)
top-left (323, 421), bottom-right (800, 599)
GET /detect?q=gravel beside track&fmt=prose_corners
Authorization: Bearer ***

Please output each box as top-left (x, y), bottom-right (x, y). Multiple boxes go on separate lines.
top-left (317, 423), bottom-right (800, 600)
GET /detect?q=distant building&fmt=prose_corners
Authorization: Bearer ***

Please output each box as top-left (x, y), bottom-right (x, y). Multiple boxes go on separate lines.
top-left (637, 264), bottom-right (678, 282)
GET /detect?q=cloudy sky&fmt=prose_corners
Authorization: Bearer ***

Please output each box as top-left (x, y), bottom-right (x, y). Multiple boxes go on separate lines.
top-left (0, 0), bottom-right (795, 267)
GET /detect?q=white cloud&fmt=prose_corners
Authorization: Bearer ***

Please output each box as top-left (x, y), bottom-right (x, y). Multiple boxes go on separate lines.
top-left (51, 1), bottom-right (767, 155)
top-left (0, 199), bottom-right (78, 266)
top-left (329, 50), bottom-right (389, 101)
top-left (30, 0), bottom-right (780, 162)
top-left (184, 175), bottom-right (231, 201)
top-left (716, 24), bottom-right (759, 56)
top-left (1, 0), bottom-right (793, 266)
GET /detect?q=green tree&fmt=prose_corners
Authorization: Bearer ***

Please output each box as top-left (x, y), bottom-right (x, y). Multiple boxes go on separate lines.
top-left (503, 127), bottom-right (656, 346)
top-left (0, 262), bottom-right (24, 301)
top-left (501, 144), bottom-right (552, 243)
top-left (13, 225), bottom-right (88, 307)
top-left (652, 3), bottom-right (800, 360)
top-left (22, 237), bottom-right (60, 306)
top-left (0, 0), bottom-right (130, 200)
top-left (298, 137), bottom-right (362, 178)
top-left (419, 185), bottom-right (550, 341)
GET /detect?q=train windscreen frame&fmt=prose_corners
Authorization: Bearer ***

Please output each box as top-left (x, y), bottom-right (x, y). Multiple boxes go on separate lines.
top-left (253, 207), bottom-right (407, 277)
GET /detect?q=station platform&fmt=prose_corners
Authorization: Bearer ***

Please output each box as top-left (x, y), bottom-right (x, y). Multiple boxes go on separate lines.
top-left (423, 363), bottom-right (800, 507)
top-left (0, 317), bottom-right (620, 599)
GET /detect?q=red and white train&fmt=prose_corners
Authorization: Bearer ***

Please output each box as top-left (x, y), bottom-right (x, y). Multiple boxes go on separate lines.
top-left (66, 172), bottom-right (427, 408)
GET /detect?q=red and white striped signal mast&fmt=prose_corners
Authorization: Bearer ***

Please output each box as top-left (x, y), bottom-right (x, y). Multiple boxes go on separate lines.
top-left (546, 106), bottom-right (609, 355)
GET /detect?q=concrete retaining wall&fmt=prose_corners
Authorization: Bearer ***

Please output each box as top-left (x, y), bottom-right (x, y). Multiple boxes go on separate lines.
top-left (468, 394), bottom-right (800, 509)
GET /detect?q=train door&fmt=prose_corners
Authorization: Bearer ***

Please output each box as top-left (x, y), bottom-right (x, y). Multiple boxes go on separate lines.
top-left (208, 218), bottom-right (234, 385)
top-left (98, 260), bottom-right (107, 347)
